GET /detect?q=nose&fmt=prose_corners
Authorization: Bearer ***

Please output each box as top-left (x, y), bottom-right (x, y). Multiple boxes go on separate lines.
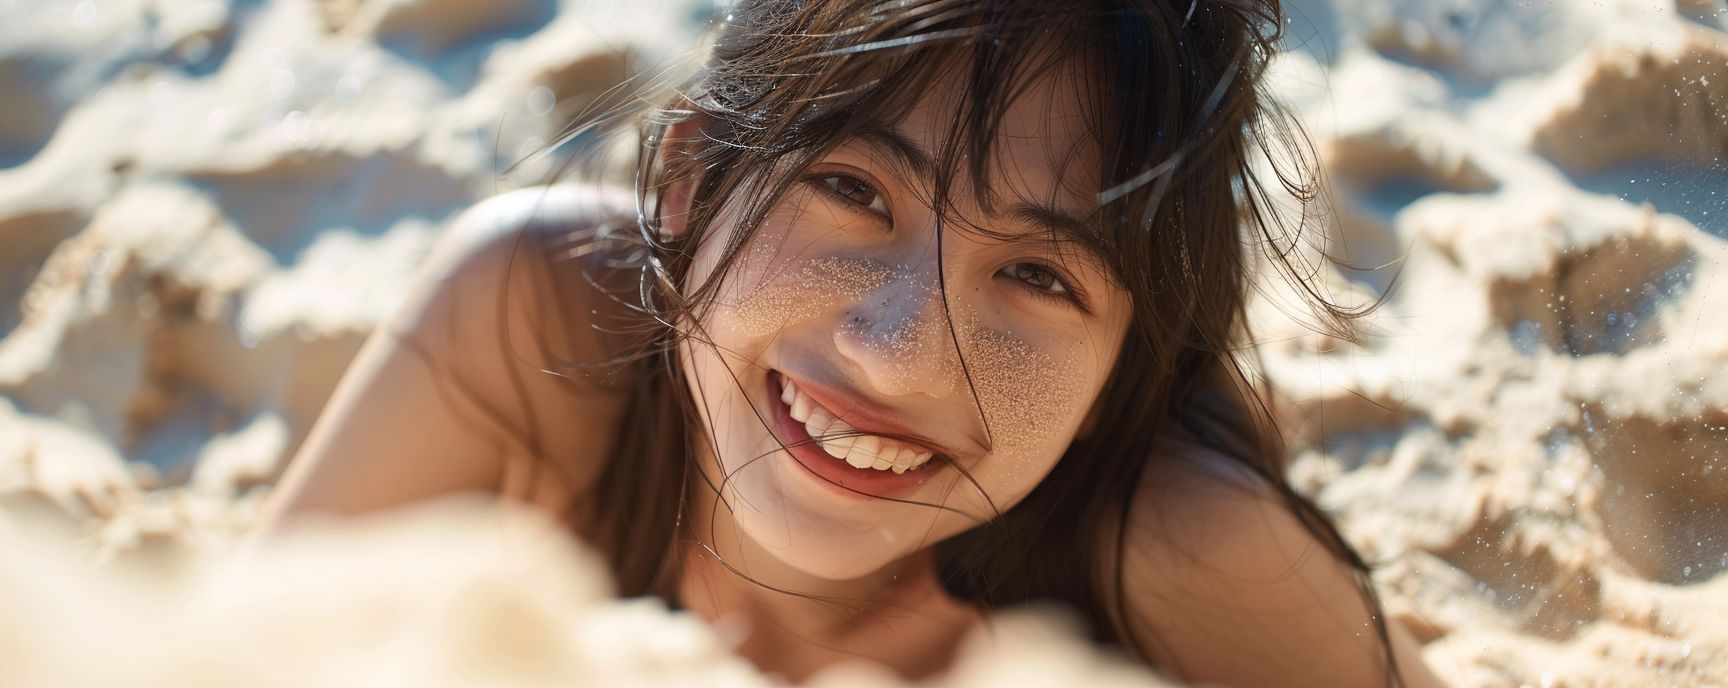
top-left (833, 267), bottom-right (963, 398)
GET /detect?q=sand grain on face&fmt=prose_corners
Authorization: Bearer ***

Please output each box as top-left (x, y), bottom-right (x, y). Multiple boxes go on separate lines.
top-left (727, 245), bottom-right (1091, 458)
top-left (964, 329), bottom-right (1084, 456)
top-left (725, 256), bottom-right (897, 337)
top-left (837, 274), bottom-right (966, 397)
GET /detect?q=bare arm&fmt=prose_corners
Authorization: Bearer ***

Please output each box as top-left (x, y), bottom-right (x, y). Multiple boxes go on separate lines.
top-left (258, 185), bottom-right (638, 532)
top-left (1116, 454), bottom-right (1448, 688)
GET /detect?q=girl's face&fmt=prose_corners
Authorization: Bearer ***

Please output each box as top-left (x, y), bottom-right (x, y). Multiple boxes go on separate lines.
top-left (680, 65), bottom-right (1133, 581)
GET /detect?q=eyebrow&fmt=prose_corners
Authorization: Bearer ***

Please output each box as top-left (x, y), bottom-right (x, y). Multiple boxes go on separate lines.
top-left (849, 121), bottom-right (1105, 254)
top-left (852, 121), bottom-right (939, 186)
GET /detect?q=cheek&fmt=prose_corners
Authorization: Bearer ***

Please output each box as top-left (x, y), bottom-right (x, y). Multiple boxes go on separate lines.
top-left (695, 194), bottom-right (896, 339)
top-left (965, 329), bottom-right (1088, 456)
top-left (704, 220), bottom-right (900, 341)
top-left (939, 319), bottom-right (1102, 515)
top-left (719, 255), bottom-right (897, 338)
top-left (935, 298), bottom-right (1096, 457)
top-left (944, 285), bottom-right (1131, 513)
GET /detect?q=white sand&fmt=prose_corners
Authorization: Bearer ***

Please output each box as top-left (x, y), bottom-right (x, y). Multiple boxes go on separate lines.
top-left (2, 0), bottom-right (1727, 685)
top-left (0, 497), bottom-right (1171, 687)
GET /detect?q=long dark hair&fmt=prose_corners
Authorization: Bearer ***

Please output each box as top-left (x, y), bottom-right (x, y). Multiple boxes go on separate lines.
top-left (487, 0), bottom-right (1394, 682)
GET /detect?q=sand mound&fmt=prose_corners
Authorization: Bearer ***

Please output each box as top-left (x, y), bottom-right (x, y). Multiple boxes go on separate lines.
top-left (2, 0), bottom-right (1728, 685)
top-left (1263, 2), bottom-right (1728, 685)
top-left (0, 0), bottom-right (700, 557)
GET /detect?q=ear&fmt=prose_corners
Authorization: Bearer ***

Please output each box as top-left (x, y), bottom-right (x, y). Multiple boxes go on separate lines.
top-left (657, 117), bottom-right (708, 238)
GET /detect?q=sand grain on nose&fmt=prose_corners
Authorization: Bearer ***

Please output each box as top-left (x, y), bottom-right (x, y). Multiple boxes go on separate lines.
top-left (834, 272), bottom-right (964, 398)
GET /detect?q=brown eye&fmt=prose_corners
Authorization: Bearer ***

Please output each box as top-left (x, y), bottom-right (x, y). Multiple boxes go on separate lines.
top-left (817, 175), bottom-right (890, 216)
top-left (1004, 262), bottom-right (1068, 294)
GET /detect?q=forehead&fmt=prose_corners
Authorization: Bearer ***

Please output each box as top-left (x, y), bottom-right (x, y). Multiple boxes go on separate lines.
top-left (890, 55), bottom-right (1104, 219)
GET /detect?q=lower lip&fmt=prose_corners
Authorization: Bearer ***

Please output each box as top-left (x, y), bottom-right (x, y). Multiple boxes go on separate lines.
top-left (768, 375), bottom-right (939, 501)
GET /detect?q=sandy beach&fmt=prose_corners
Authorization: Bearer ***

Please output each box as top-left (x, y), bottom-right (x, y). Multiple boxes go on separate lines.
top-left (3, 0), bottom-right (1728, 685)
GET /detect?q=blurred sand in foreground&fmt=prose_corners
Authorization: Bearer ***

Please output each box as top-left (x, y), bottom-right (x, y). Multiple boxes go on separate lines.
top-left (4, 0), bottom-right (1728, 685)
top-left (0, 497), bottom-right (1171, 687)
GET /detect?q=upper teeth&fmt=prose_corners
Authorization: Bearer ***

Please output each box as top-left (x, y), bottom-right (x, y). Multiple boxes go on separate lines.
top-left (780, 377), bottom-right (935, 474)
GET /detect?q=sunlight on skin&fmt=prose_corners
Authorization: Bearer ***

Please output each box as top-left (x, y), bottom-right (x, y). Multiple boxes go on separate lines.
top-left (669, 60), bottom-right (1134, 681)
top-left (680, 66), bottom-right (1129, 582)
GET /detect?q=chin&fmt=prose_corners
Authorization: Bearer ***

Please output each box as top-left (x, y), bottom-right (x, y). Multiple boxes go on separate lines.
top-left (729, 479), bottom-right (924, 580)
top-left (709, 435), bottom-right (911, 572)
top-left (750, 517), bottom-right (913, 580)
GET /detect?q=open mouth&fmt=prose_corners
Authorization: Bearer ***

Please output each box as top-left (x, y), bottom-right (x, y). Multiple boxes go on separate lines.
top-left (768, 371), bottom-right (941, 496)
top-left (779, 375), bottom-right (936, 474)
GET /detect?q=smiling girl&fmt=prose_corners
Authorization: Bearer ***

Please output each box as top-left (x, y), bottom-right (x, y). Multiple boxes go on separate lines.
top-left (263, 1), bottom-right (1443, 686)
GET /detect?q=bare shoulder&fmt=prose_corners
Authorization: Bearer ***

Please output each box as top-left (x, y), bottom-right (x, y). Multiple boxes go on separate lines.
top-left (403, 183), bottom-right (639, 370)
top-left (420, 184), bottom-right (635, 291)
top-left (1117, 447), bottom-right (1443, 688)
top-left (261, 184), bottom-right (637, 530)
